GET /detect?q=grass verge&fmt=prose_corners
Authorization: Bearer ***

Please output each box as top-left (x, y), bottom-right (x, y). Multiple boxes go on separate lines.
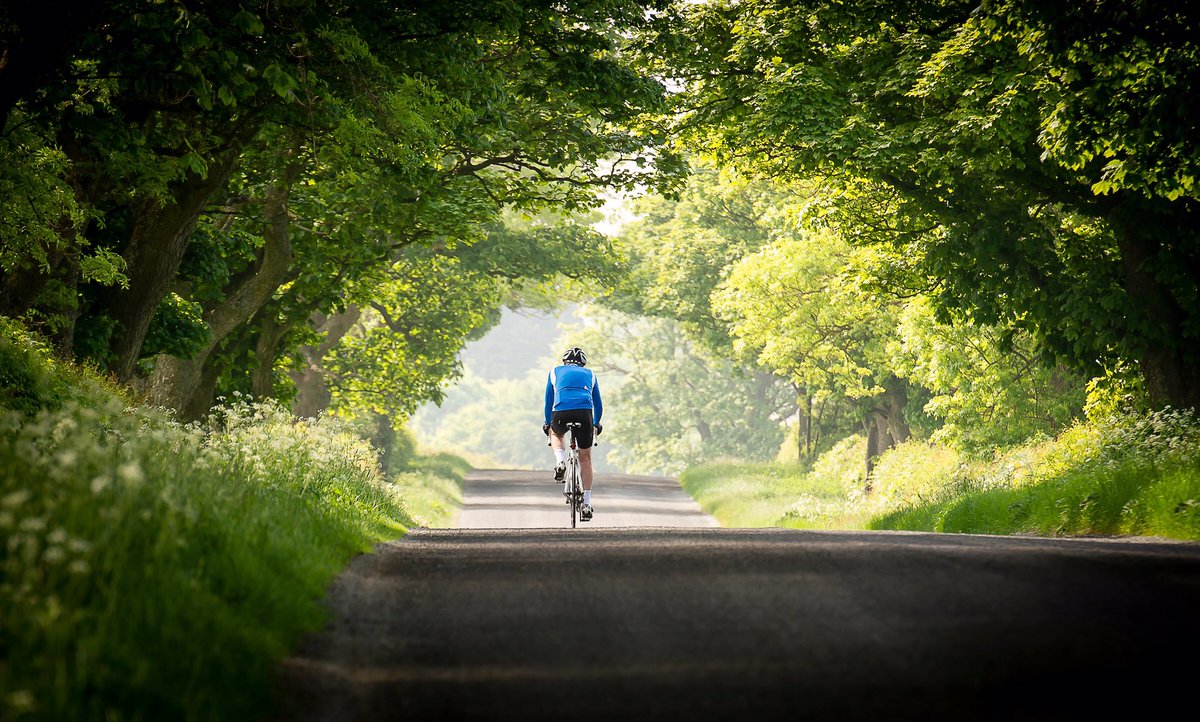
top-left (680, 410), bottom-right (1200, 541)
top-left (391, 452), bottom-right (472, 528)
top-left (679, 436), bottom-right (863, 527)
top-left (870, 410), bottom-right (1200, 538)
top-left (0, 320), bottom-right (459, 720)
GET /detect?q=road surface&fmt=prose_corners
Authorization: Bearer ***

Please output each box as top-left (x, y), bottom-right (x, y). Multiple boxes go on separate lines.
top-left (457, 469), bottom-right (719, 528)
top-left (273, 471), bottom-right (1200, 721)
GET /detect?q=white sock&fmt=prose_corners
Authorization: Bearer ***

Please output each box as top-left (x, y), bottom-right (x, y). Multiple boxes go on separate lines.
top-left (554, 449), bottom-right (565, 464)
top-left (583, 490), bottom-right (592, 505)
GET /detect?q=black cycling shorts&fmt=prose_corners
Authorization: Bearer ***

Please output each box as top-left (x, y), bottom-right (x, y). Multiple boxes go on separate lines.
top-left (551, 409), bottom-right (595, 449)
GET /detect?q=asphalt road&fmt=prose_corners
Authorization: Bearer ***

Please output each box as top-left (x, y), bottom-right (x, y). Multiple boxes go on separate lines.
top-left (457, 469), bottom-right (720, 528)
top-left (273, 472), bottom-right (1200, 721)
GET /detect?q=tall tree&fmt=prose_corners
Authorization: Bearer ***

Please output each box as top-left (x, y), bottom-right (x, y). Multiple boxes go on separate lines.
top-left (713, 230), bottom-right (912, 477)
top-left (649, 0), bottom-right (1200, 409)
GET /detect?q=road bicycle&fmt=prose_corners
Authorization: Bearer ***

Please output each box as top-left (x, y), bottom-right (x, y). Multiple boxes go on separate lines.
top-left (558, 422), bottom-right (587, 528)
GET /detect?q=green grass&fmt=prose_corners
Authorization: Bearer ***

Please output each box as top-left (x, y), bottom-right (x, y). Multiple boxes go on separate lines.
top-left (391, 452), bottom-right (472, 528)
top-left (680, 409), bottom-right (1200, 541)
top-left (680, 436), bottom-right (864, 527)
top-left (870, 417), bottom-right (1200, 538)
top-left (0, 321), bottom-right (465, 720)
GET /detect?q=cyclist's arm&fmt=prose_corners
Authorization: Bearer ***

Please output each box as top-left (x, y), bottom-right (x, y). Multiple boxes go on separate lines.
top-left (544, 370), bottom-right (555, 425)
top-left (592, 376), bottom-right (603, 425)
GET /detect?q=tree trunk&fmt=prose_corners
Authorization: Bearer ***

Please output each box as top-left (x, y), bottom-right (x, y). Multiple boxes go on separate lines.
top-left (1108, 197), bottom-right (1200, 410)
top-left (181, 346), bottom-right (228, 421)
top-left (370, 412), bottom-right (396, 473)
top-left (144, 150), bottom-right (301, 411)
top-left (862, 375), bottom-right (911, 488)
top-left (250, 311), bottom-right (291, 399)
top-left (884, 375), bottom-right (911, 445)
top-left (109, 150), bottom-right (245, 382)
top-left (792, 387), bottom-right (813, 462)
top-left (803, 391), bottom-right (813, 458)
top-left (290, 307), bottom-right (361, 419)
top-left (863, 415), bottom-right (883, 491)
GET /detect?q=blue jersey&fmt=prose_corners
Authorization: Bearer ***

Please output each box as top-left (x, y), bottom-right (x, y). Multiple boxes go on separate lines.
top-left (544, 364), bottom-right (603, 425)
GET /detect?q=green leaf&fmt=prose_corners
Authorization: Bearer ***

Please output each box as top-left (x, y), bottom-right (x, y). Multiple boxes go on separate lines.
top-left (231, 10), bottom-right (265, 35)
top-left (262, 64), bottom-right (298, 99)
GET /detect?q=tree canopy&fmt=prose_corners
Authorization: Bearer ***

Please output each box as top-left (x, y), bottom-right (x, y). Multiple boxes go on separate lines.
top-left (0, 0), bottom-right (681, 424)
top-left (646, 0), bottom-right (1200, 409)
top-left (2, 0), bottom-right (1196, 470)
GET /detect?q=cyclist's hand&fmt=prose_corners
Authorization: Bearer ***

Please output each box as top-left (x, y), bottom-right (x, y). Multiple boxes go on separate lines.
top-left (542, 423), bottom-right (551, 436)
top-left (594, 423), bottom-right (603, 436)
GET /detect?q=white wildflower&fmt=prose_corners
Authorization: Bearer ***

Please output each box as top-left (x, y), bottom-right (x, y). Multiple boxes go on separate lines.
top-left (1, 489), bottom-right (32, 508)
top-left (90, 475), bottom-right (111, 494)
top-left (117, 461), bottom-right (144, 486)
top-left (18, 516), bottom-right (46, 532)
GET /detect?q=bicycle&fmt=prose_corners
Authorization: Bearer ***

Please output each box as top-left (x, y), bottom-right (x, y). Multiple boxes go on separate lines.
top-left (560, 422), bottom-right (585, 528)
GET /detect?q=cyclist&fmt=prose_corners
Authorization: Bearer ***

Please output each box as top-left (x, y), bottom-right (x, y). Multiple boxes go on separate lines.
top-left (542, 346), bottom-right (603, 522)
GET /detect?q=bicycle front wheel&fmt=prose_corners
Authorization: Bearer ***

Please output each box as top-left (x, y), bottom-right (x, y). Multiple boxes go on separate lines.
top-left (568, 460), bottom-right (579, 528)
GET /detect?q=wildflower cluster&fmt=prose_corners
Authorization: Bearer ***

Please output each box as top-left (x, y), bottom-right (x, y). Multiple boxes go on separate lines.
top-left (1050, 407), bottom-right (1200, 474)
top-left (0, 395), bottom-right (411, 721)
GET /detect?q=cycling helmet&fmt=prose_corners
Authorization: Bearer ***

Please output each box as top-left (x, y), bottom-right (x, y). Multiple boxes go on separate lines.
top-left (562, 347), bottom-right (587, 366)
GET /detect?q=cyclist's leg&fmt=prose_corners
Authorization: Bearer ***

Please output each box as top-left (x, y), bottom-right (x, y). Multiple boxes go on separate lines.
top-left (575, 419), bottom-right (595, 517)
top-left (577, 446), bottom-right (594, 521)
top-left (548, 412), bottom-right (570, 480)
top-left (579, 446), bottom-right (594, 491)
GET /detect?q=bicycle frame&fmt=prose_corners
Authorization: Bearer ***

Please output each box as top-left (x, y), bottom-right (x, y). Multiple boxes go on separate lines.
top-left (562, 422), bottom-right (584, 528)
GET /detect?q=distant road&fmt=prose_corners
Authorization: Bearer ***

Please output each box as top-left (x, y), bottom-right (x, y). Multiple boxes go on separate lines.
top-left (456, 469), bottom-right (719, 528)
top-left (274, 524), bottom-right (1200, 721)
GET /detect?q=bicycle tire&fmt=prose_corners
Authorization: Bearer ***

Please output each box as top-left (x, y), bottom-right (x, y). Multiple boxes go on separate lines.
top-left (569, 454), bottom-right (578, 528)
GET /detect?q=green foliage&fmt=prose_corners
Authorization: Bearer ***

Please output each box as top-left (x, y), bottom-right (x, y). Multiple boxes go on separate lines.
top-left (0, 318), bottom-right (121, 415)
top-left (992, 1), bottom-right (1200, 202)
top-left (177, 225), bottom-right (260, 304)
top-left (0, 327), bottom-right (423, 721)
top-left (892, 299), bottom-right (1087, 453)
top-left (715, 229), bottom-right (897, 400)
top-left (325, 251), bottom-right (504, 422)
top-left (871, 409), bottom-right (1200, 539)
top-left (3, 0), bottom-right (685, 419)
top-left (140, 293), bottom-right (212, 361)
top-left (679, 405), bottom-right (1200, 541)
top-left (654, 0), bottom-right (1200, 408)
top-left (1082, 360), bottom-right (1150, 419)
top-left (409, 367), bottom-right (556, 471)
top-left (0, 121), bottom-right (96, 281)
top-left (606, 165), bottom-right (788, 347)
